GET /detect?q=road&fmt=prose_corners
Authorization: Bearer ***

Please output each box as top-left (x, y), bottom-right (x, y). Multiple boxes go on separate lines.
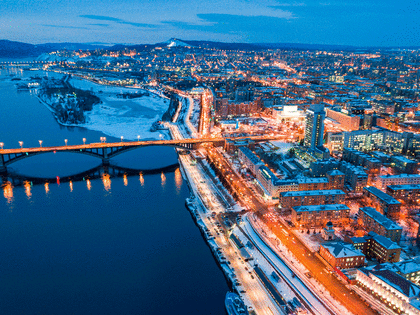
top-left (168, 96), bottom-right (286, 314)
top-left (169, 88), bottom-right (377, 315)
top-left (205, 144), bottom-right (378, 315)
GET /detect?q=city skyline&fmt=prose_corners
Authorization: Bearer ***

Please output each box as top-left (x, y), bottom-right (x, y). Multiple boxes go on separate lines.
top-left (1, 0), bottom-right (419, 46)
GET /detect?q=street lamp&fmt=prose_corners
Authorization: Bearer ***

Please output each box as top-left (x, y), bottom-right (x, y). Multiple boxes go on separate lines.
top-left (83, 138), bottom-right (86, 145)
top-left (39, 140), bottom-right (43, 147)
top-left (121, 136), bottom-right (124, 142)
top-left (137, 135), bottom-right (140, 142)
top-left (0, 142), bottom-right (3, 150)
top-left (19, 141), bottom-right (23, 149)
top-left (65, 139), bottom-right (68, 146)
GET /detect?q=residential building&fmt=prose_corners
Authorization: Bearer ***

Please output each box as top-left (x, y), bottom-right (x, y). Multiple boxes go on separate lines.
top-left (377, 174), bottom-right (420, 190)
top-left (343, 148), bottom-right (381, 173)
top-left (238, 147), bottom-right (264, 176)
top-left (297, 177), bottom-right (330, 191)
top-left (391, 156), bottom-right (419, 174)
top-left (387, 184), bottom-right (420, 203)
top-left (319, 242), bottom-right (366, 269)
top-left (291, 204), bottom-right (350, 228)
top-left (256, 166), bottom-right (283, 198)
top-left (325, 132), bottom-right (344, 153)
top-left (279, 189), bottom-right (345, 209)
top-left (358, 207), bottom-right (402, 243)
top-left (363, 186), bottom-right (402, 220)
top-left (326, 170), bottom-right (345, 190)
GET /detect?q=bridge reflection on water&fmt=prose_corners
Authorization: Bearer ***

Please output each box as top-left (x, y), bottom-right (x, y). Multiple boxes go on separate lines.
top-left (1, 163), bottom-right (181, 203)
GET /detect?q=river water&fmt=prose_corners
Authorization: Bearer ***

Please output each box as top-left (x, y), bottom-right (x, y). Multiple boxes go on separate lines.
top-left (0, 68), bottom-right (228, 314)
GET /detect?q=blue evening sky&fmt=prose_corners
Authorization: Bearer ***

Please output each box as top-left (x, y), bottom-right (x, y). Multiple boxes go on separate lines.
top-left (1, 0), bottom-right (419, 46)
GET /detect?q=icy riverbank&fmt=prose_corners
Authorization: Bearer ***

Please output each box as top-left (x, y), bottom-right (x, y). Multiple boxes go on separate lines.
top-left (36, 75), bottom-right (171, 141)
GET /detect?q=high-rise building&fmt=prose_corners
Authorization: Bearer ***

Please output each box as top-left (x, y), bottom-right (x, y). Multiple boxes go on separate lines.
top-left (304, 104), bottom-right (325, 150)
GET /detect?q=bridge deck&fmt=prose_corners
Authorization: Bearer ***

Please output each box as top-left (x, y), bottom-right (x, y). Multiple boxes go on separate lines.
top-left (0, 135), bottom-right (281, 154)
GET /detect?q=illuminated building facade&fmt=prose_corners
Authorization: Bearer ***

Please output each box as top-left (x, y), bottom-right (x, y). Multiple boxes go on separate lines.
top-left (304, 104), bottom-right (325, 150)
top-left (291, 204), bottom-right (350, 228)
top-left (319, 242), bottom-right (365, 269)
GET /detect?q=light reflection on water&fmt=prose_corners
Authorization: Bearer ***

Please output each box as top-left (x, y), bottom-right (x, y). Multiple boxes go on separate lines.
top-left (24, 180), bottom-right (32, 199)
top-left (0, 71), bottom-right (229, 314)
top-left (175, 167), bottom-right (182, 194)
top-left (86, 178), bottom-right (92, 190)
top-left (1, 165), bottom-right (181, 202)
top-left (101, 173), bottom-right (111, 191)
top-left (2, 181), bottom-right (13, 203)
top-left (161, 171), bottom-right (166, 188)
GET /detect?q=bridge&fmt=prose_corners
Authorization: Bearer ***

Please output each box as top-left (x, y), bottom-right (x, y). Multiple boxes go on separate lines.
top-left (0, 61), bottom-right (53, 65)
top-left (0, 135), bottom-right (281, 173)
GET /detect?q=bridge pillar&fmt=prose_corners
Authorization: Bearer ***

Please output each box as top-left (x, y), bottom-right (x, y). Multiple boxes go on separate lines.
top-left (102, 148), bottom-right (110, 166)
top-left (0, 155), bottom-right (6, 174)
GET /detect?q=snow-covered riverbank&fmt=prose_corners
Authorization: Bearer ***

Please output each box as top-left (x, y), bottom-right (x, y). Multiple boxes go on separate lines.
top-left (69, 76), bottom-right (172, 140)
top-left (35, 74), bottom-right (172, 141)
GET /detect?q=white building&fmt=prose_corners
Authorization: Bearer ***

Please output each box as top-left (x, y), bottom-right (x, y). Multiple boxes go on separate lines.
top-left (357, 268), bottom-right (420, 315)
top-left (238, 147), bottom-right (264, 176)
top-left (377, 174), bottom-right (420, 190)
top-left (273, 105), bottom-right (305, 122)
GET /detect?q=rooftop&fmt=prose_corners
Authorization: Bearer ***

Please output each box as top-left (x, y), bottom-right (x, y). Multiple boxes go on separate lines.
top-left (322, 241), bottom-right (364, 259)
top-left (365, 269), bottom-right (420, 299)
top-left (294, 204), bottom-right (349, 213)
top-left (297, 177), bottom-right (329, 184)
top-left (239, 147), bottom-right (263, 166)
top-left (360, 207), bottom-right (402, 231)
top-left (281, 189), bottom-right (345, 197)
top-left (364, 186), bottom-right (401, 205)
top-left (326, 169), bottom-right (345, 176)
top-left (387, 184), bottom-right (420, 191)
top-left (368, 232), bottom-right (401, 250)
top-left (379, 174), bottom-right (420, 180)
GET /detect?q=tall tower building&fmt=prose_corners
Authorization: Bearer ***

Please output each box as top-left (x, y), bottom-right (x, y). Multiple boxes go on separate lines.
top-left (304, 104), bottom-right (326, 149)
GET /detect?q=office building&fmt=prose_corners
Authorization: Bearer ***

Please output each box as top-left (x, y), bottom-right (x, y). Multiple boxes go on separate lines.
top-left (304, 104), bottom-right (325, 150)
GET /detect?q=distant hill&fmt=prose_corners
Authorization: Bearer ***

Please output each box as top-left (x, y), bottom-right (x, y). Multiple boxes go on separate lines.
top-left (180, 40), bottom-right (420, 51)
top-left (0, 40), bottom-right (107, 58)
top-left (1, 39), bottom-right (419, 59)
top-left (38, 42), bottom-right (108, 51)
top-left (111, 40), bottom-right (362, 52)
top-left (161, 38), bottom-right (193, 47)
top-left (0, 40), bottom-right (46, 58)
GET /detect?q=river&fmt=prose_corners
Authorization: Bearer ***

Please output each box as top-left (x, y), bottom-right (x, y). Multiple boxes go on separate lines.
top-left (0, 67), bottom-right (229, 315)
